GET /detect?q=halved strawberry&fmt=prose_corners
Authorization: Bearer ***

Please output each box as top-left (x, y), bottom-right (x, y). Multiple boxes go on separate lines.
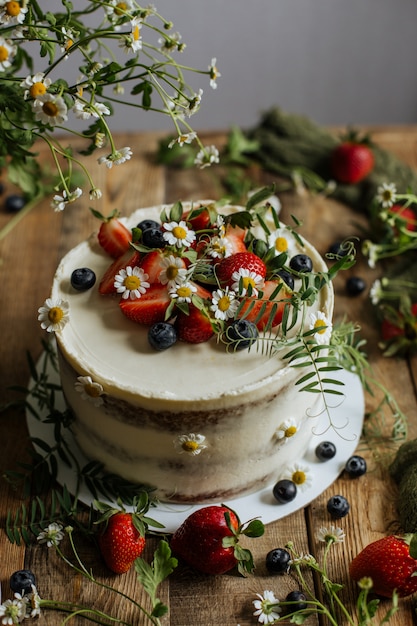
top-left (224, 224), bottom-right (247, 255)
top-left (239, 280), bottom-right (291, 329)
top-left (176, 304), bottom-right (214, 343)
top-left (99, 250), bottom-right (141, 295)
top-left (140, 250), bottom-right (187, 284)
top-left (183, 206), bottom-right (213, 231)
top-left (97, 212), bottom-right (132, 259)
top-left (119, 284), bottom-right (170, 325)
top-left (216, 252), bottom-right (267, 287)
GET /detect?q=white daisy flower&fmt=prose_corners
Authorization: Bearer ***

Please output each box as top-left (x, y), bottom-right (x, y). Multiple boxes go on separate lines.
top-left (98, 146), bottom-right (132, 168)
top-left (114, 266), bottom-right (150, 300)
top-left (0, 596), bottom-right (28, 624)
top-left (26, 585), bottom-right (41, 618)
top-left (75, 376), bottom-right (104, 407)
top-left (20, 72), bottom-right (51, 100)
top-left (280, 462), bottom-right (313, 492)
top-left (317, 525), bottom-right (346, 544)
top-left (60, 26), bottom-right (75, 55)
top-left (174, 433), bottom-right (207, 455)
top-left (32, 93), bottom-right (68, 125)
top-left (369, 279), bottom-right (383, 305)
top-left (194, 145), bottom-right (220, 169)
top-left (252, 590), bottom-right (281, 624)
top-left (309, 311), bottom-right (333, 345)
top-left (211, 287), bottom-right (239, 321)
top-left (208, 235), bottom-right (233, 259)
top-left (169, 281), bottom-right (197, 304)
top-left (275, 418), bottom-right (298, 440)
top-left (376, 182), bottom-right (397, 208)
top-left (89, 187), bottom-right (103, 200)
top-left (0, 37), bottom-right (16, 70)
top-left (159, 255), bottom-right (187, 286)
top-left (105, 0), bottom-right (134, 21)
top-left (231, 268), bottom-right (264, 297)
top-left (362, 240), bottom-right (379, 269)
top-left (73, 99), bottom-right (110, 120)
top-left (163, 220), bottom-right (196, 248)
top-left (38, 298), bottom-right (70, 333)
top-left (208, 57), bottom-right (221, 89)
top-left (168, 131), bottom-right (197, 148)
top-left (0, 1), bottom-right (28, 26)
top-left (267, 227), bottom-right (299, 257)
top-left (159, 31), bottom-right (183, 52)
top-left (51, 187), bottom-right (82, 212)
top-left (37, 522), bottom-right (65, 547)
top-left (119, 17), bottom-right (142, 53)
top-left (187, 88), bottom-right (203, 116)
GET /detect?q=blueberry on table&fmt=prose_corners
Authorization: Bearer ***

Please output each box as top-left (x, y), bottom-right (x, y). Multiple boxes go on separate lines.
top-left (285, 590), bottom-right (308, 611)
top-left (10, 569), bottom-right (36, 594)
top-left (272, 479), bottom-right (297, 503)
top-left (345, 454), bottom-right (367, 477)
top-left (137, 218), bottom-right (160, 232)
top-left (346, 276), bottom-right (366, 296)
top-left (148, 322), bottom-right (177, 351)
top-left (315, 441), bottom-right (337, 461)
top-left (142, 227), bottom-right (166, 248)
top-left (266, 547), bottom-right (291, 574)
top-left (71, 267), bottom-right (96, 291)
top-left (327, 495), bottom-right (350, 519)
top-left (5, 194), bottom-right (26, 213)
top-left (225, 319), bottom-right (259, 351)
top-left (289, 254), bottom-right (313, 273)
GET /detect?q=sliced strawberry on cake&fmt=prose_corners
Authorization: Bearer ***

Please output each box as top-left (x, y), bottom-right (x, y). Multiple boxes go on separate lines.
top-left (239, 280), bottom-right (291, 330)
top-left (99, 250), bottom-right (141, 294)
top-left (176, 304), bottom-right (215, 344)
top-left (119, 284), bottom-right (171, 325)
top-left (140, 250), bottom-right (187, 285)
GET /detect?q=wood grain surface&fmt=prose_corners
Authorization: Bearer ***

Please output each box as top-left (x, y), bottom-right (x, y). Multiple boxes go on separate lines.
top-left (1, 127), bottom-right (417, 625)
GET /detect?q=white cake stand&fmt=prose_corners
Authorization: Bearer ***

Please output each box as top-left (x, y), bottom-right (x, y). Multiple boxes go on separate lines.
top-left (26, 353), bottom-right (364, 533)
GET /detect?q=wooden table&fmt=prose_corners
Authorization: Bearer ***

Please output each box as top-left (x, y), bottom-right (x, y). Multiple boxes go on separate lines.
top-left (1, 127), bottom-right (417, 625)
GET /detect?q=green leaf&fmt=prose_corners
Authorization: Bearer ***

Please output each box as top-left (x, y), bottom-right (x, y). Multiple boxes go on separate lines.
top-left (246, 184), bottom-right (276, 211)
top-left (135, 539), bottom-right (177, 607)
top-left (243, 519), bottom-right (265, 538)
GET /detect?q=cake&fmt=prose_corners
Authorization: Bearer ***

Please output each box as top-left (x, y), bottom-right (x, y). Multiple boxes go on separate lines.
top-left (47, 198), bottom-right (334, 503)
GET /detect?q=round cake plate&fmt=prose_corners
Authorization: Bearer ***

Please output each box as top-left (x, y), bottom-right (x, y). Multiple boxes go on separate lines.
top-left (26, 355), bottom-right (364, 533)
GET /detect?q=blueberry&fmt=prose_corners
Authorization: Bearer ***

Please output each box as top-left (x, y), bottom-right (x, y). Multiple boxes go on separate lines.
top-left (285, 590), bottom-right (308, 611)
top-left (148, 322), bottom-right (177, 351)
top-left (289, 254), bottom-right (313, 273)
top-left (71, 267), bottom-right (96, 291)
top-left (272, 479), bottom-right (297, 503)
top-left (276, 269), bottom-right (295, 290)
top-left (346, 276), bottom-right (366, 296)
top-left (10, 569), bottom-right (36, 594)
top-left (265, 547), bottom-right (291, 574)
top-left (5, 194), bottom-right (26, 213)
top-left (345, 455), bottom-right (367, 477)
top-left (315, 441), bottom-right (337, 462)
top-left (225, 319), bottom-right (259, 351)
top-left (327, 495), bottom-right (350, 519)
top-left (142, 227), bottom-right (166, 249)
top-left (137, 218), bottom-right (160, 232)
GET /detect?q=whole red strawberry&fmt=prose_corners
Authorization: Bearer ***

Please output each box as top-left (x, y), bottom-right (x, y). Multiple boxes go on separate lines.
top-left (216, 252), bottom-right (267, 288)
top-left (330, 133), bottom-right (374, 184)
top-left (349, 534), bottom-right (417, 597)
top-left (93, 208), bottom-right (132, 259)
top-left (170, 505), bottom-right (264, 576)
top-left (96, 494), bottom-right (164, 574)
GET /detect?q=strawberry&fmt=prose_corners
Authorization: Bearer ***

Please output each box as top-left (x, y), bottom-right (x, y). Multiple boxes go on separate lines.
top-left (140, 250), bottom-right (187, 284)
top-left (96, 494), bottom-right (164, 574)
top-left (176, 304), bottom-right (214, 343)
top-left (119, 283), bottom-right (171, 325)
top-left (239, 280), bottom-right (291, 330)
top-left (380, 302), bottom-right (417, 356)
top-left (216, 252), bottom-right (267, 288)
top-left (349, 534), bottom-right (417, 597)
top-left (330, 134), bottom-right (374, 184)
top-left (99, 250), bottom-right (141, 294)
top-left (390, 204), bottom-right (417, 233)
top-left (170, 504), bottom-right (264, 576)
top-left (183, 206), bottom-right (213, 231)
top-left (96, 209), bottom-right (132, 258)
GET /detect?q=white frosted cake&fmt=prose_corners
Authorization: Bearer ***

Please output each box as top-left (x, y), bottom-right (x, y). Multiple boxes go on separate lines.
top-left (49, 200), bottom-right (334, 503)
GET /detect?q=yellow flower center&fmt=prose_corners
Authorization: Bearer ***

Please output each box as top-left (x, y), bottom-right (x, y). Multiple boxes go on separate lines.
top-left (218, 295), bottom-right (231, 312)
top-left (314, 320), bottom-right (327, 334)
top-left (212, 241), bottom-right (225, 254)
top-left (42, 101), bottom-right (59, 118)
top-left (242, 276), bottom-right (256, 291)
top-left (132, 24), bottom-right (140, 41)
top-left (0, 45), bottom-right (9, 62)
top-left (177, 285), bottom-right (192, 299)
top-left (48, 307), bottom-right (64, 324)
top-left (292, 470), bottom-right (306, 485)
top-left (182, 440), bottom-right (199, 452)
top-left (172, 225), bottom-right (187, 240)
top-left (115, 1), bottom-right (127, 15)
top-left (29, 82), bottom-right (47, 98)
top-left (166, 265), bottom-right (178, 280)
top-left (275, 237), bottom-right (288, 252)
top-left (85, 384), bottom-right (101, 398)
top-left (124, 275), bottom-right (141, 290)
top-left (285, 426), bottom-right (297, 438)
top-left (6, 1), bottom-right (20, 17)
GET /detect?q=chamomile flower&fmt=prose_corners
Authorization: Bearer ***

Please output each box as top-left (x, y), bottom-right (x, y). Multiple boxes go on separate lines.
top-left (169, 281), bottom-right (197, 304)
top-left (73, 99), bottom-right (110, 120)
top-left (309, 311), bottom-right (333, 345)
top-left (281, 462), bottom-right (313, 492)
top-left (187, 88), bottom-right (203, 116)
top-left (89, 187), bottom-right (103, 200)
top-left (60, 26), bottom-right (76, 54)
top-left (75, 376), bottom-right (104, 407)
top-left (105, 0), bottom-right (134, 21)
top-left (231, 268), bottom-right (264, 297)
top-left (26, 586), bottom-right (41, 619)
top-left (159, 31), bottom-right (183, 52)
top-left (275, 418), bottom-right (298, 440)
top-left (376, 182), bottom-right (397, 208)
top-left (317, 525), bottom-right (346, 544)
top-left (38, 298), bottom-right (70, 332)
top-left (0, 595), bottom-right (28, 625)
top-left (119, 17), bottom-right (142, 53)
top-left (208, 235), bottom-right (233, 259)
top-left (32, 93), bottom-right (68, 125)
top-left (175, 433), bottom-right (207, 455)
top-left (0, 0), bottom-right (28, 26)
top-left (194, 145), bottom-right (220, 169)
top-left (37, 522), bottom-right (65, 547)
top-left (0, 36), bottom-right (16, 71)
top-left (163, 220), bottom-right (196, 248)
top-left (362, 240), bottom-right (379, 269)
top-left (159, 255), bottom-right (187, 286)
top-left (114, 266), bottom-right (150, 300)
top-left (268, 227), bottom-right (299, 257)
top-left (51, 187), bottom-right (82, 212)
top-left (168, 131), bottom-right (197, 148)
top-left (208, 57), bottom-right (221, 89)
top-left (252, 590), bottom-right (281, 624)
top-left (20, 72), bottom-right (51, 100)
top-left (211, 287), bottom-right (239, 321)
top-left (369, 279), bottom-right (383, 305)
top-left (98, 146), bottom-right (132, 168)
